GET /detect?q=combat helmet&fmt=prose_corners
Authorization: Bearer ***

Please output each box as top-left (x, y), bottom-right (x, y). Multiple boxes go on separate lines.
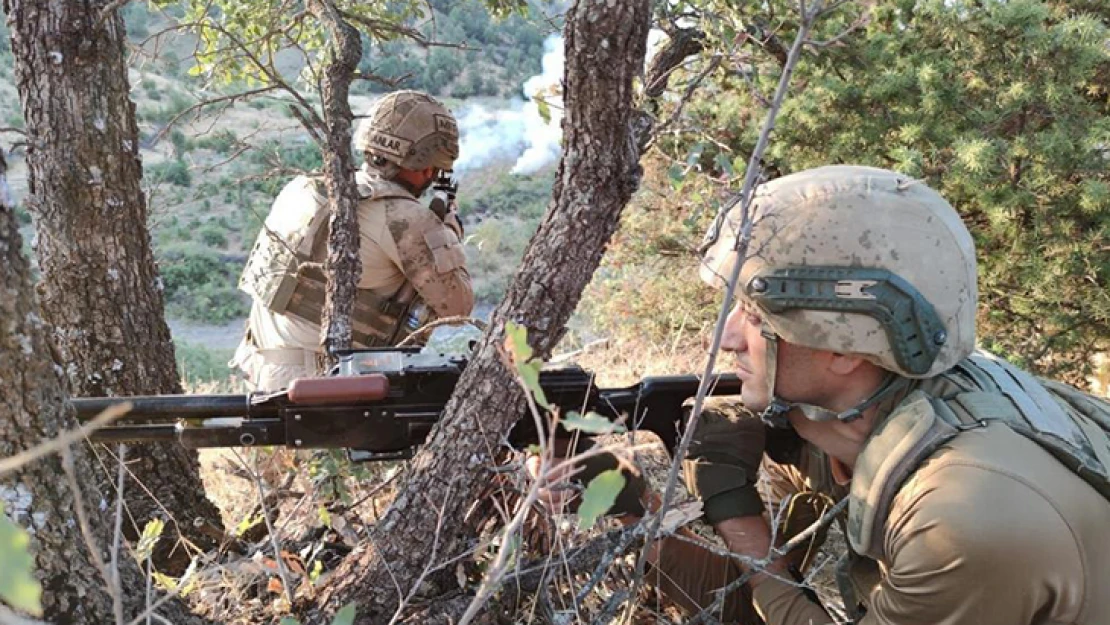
top-left (701, 165), bottom-right (978, 421)
top-left (355, 90), bottom-right (459, 171)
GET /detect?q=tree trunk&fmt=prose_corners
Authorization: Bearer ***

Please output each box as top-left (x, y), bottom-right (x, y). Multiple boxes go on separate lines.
top-left (315, 1), bottom-right (651, 621)
top-left (310, 0), bottom-right (363, 359)
top-left (3, 0), bottom-right (222, 572)
top-left (0, 150), bottom-right (206, 625)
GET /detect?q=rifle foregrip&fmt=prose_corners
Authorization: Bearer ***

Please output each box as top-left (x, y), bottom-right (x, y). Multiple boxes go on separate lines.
top-left (287, 374), bottom-right (390, 405)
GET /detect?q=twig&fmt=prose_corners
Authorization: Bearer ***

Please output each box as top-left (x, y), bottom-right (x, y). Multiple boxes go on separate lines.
top-left (0, 402), bottom-right (131, 475)
top-left (650, 55), bottom-right (723, 142)
top-left (397, 315), bottom-right (490, 347)
top-left (94, 0), bottom-right (132, 31)
top-left (122, 564), bottom-right (207, 625)
top-left (111, 443), bottom-right (128, 625)
top-left (592, 589), bottom-right (630, 625)
top-left (454, 363), bottom-right (555, 625)
top-left (236, 449), bottom-right (295, 605)
top-left (772, 497), bottom-right (848, 559)
top-left (330, 467), bottom-right (402, 515)
top-left (88, 444), bottom-right (206, 564)
top-left (148, 85), bottom-right (283, 146)
top-left (685, 497), bottom-right (847, 625)
top-left (59, 447), bottom-right (120, 618)
top-left (628, 0), bottom-right (830, 618)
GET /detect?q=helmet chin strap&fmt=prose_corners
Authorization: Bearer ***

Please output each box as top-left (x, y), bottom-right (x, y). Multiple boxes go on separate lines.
top-left (757, 322), bottom-right (909, 428)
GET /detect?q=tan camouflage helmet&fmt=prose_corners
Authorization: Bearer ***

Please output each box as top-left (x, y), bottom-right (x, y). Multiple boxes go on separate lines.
top-left (355, 90), bottom-right (459, 171)
top-left (700, 165), bottom-right (978, 378)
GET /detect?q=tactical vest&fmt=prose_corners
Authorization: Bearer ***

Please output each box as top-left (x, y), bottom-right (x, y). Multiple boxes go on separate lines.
top-left (238, 172), bottom-right (434, 348)
top-left (847, 350), bottom-right (1110, 562)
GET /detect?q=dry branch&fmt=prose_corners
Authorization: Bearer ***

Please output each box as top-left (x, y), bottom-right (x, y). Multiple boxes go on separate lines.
top-left (629, 0), bottom-right (834, 617)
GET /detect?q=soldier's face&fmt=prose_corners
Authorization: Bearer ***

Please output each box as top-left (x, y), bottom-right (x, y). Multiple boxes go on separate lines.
top-left (721, 300), bottom-right (772, 411)
top-left (720, 300), bottom-right (831, 412)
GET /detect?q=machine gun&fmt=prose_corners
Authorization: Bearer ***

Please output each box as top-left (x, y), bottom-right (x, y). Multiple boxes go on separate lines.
top-left (75, 348), bottom-right (741, 462)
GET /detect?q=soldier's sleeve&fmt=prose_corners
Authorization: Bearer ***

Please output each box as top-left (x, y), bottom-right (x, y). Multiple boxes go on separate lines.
top-left (387, 205), bottom-right (475, 318)
top-left (853, 462), bottom-right (1082, 625)
top-left (751, 459), bottom-right (1083, 625)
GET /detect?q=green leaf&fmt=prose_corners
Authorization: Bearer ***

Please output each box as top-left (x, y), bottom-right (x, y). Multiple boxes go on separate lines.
top-left (667, 164), bottom-right (685, 184)
top-left (562, 411), bottom-right (625, 434)
top-left (504, 321), bottom-right (533, 362)
top-left (714, 152), bottom-right (734, 177)
top-left (279, 618), bottom-right (301, 625)
top-left (577, 469), bottom-right (626, 530)
top-left (235, 512), bottom-right (264, 537)
top-left (331, 603), bottom-right (358, 625)
top-left (504, 322), bottom-right (549, 408)
top-left (152, 571), bottom-right (179, 593)
top-left (136, 518), bottom-right (165, 562)
top-left (0, 505), bottom-right (42, 616)
top-left (517, 360), bottom-right (550, 409)
top-left (318, 505), bottom-right (332, 529)
top-left (534, 96), bottom-right (552, 125)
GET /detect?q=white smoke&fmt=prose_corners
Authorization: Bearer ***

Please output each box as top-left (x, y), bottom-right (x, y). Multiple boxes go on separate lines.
top-left (453, 29), bottom-right (668, 175)
top-left (511, 35), bottom-right (565, 175)
top-left (453, 103), bottom-right (528, 172)
top-left (453, 34), bottom-right (565, 175)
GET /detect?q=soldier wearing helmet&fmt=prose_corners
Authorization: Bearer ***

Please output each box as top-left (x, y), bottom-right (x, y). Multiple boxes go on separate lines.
top-left (535, 166), bottom-right (1110, 624)
top-left (232, 90), bottom-right (474, 390)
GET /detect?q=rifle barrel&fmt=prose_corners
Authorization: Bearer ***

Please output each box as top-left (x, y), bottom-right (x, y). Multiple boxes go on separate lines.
top-left (72, 394), bottom-right (256, 421)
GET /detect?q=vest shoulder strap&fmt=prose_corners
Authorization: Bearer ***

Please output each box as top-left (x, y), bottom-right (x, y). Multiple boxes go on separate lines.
top-left (847, 352), bottom-right (1110, 561)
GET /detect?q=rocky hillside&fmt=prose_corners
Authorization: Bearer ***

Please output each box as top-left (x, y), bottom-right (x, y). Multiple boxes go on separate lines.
top-left (0, 1), bottom-right (564, 383)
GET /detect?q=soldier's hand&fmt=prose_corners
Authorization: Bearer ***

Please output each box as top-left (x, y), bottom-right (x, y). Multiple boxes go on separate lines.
top-left (443, 205), bottom-right (464, 240)
top-left (683, 400), bottom-right (768, 524)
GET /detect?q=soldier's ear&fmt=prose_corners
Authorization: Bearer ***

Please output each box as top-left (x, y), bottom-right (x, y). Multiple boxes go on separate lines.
top-left (827, 352), bottom-right (870, 376)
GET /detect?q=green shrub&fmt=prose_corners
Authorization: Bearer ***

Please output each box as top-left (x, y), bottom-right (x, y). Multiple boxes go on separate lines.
top-left (147, 159), bottom-right (192, 187)
top-left (169, 128), bottom-right (190, 157)
top-left (198, 223), bottom-right (228, 248)
top-left (194, 130), bottom-right (238, 155)
top-left (175, 341), bottom-right (236, 386)
top-left (458, 170), bottom-right (553, 220)
top-left (158, 244), bottom-right (249, 323)
top-left (465, 216), bottom-right (536, 304)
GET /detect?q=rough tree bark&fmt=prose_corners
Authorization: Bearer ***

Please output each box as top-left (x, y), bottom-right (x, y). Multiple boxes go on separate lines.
top-left (0, 150), bottom-right (206, 625)
top-left (315, 1), bottom-right (651, 621)
top-left (309, 0), bottom-right (363, 359)
top-left (3, 0), bottom-right (222, 572)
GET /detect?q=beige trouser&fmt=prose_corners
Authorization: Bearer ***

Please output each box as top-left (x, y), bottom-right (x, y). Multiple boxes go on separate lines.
top-left (646, 456), bottom-right (837, 624)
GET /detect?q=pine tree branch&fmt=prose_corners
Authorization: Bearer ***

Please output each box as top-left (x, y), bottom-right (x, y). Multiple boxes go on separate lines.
top-left (626, 0), bottom-right (833, 619)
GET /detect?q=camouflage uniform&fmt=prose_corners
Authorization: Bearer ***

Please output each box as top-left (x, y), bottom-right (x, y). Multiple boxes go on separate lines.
top-left (232, 91), bottom-right (473, 390)
top-left (655, 166), bottom-right (1110, 624)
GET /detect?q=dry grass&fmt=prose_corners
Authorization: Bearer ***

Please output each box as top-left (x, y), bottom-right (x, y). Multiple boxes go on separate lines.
top-left (178, 332), bottom-right (850, 624)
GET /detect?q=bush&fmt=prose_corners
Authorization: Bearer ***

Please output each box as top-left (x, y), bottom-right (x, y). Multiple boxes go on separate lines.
top-left (169, 128), bottom-right (191, 157)
top-left (198, 223), bottom-right (228, 248)
top-left (175, 341), bottom-right (236, 386)
top-left (458, 170), bottom-right (553, 220)
top-left (194, 130), bottom-right (238, 155)
top-left (148, 159), bottom-right (192, 187)
top-left (158, 244), bottom-right (249, 323)
top-left (465, 216), bottom-right (536, 304)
